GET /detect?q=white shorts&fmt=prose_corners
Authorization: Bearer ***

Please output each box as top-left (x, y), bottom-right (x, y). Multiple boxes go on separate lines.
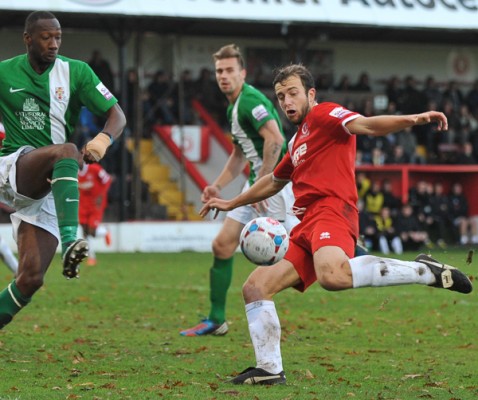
top-left (227, 181), bottom-right (299, 232)
top-left (0, 146), bottom-right (59, 243)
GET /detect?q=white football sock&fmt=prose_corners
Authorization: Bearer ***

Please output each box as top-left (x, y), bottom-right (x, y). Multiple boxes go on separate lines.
top-left (86, 235), bottom-right (96, 259)
top-left (0, 236), bottom-right (18, 275)
top-left (246, 300), bottom-right (283, 374)
top-left (350, 255), bottom-right (435, 288)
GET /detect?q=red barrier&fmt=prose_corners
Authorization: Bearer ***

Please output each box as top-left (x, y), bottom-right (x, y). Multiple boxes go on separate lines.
top-left (154, 125), bottom-right (209, 191)
top-left (356, 164), bottom-right (478, 215)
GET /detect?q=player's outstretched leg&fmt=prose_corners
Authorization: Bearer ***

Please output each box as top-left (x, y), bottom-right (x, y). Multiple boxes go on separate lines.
top-left (350, 254), bottom-right (472, 294)
top-left (62, 239), bottom-right (89, 279)
top-left (415, 253), bottom-right (473, 293)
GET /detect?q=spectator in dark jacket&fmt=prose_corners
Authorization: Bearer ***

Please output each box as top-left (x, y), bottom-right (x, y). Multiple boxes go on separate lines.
top-left (395, 203), bottom-right (429, 251)
top-left (448, 182), bottom-right (475, 244)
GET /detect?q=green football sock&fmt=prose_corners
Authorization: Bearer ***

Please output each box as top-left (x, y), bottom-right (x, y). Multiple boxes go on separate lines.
top-left (208, 257), bottom-right (233, 324)
top-left (51, 159), bottom-right (80, 255)
top-left (0, 280), bottom-right (31, 329)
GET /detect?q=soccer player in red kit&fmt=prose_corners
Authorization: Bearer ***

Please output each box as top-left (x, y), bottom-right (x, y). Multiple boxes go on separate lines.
top-left (78, 163), bottom-right (111, 266)
top-left (199, 64), bottom-right (472, 385)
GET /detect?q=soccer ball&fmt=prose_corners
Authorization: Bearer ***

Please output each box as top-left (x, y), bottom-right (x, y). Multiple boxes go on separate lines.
top-left (239, 217), bottom-right (289, 266)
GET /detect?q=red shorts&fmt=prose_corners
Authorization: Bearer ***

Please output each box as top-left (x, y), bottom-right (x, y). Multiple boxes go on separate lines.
top-left (79, 205), bottom-right (105, 229)
top-left (284, 197), bottom-right (358, 292)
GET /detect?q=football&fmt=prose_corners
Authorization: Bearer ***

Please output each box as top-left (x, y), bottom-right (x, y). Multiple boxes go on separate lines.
top-left (239, 217), bottom-right (289, 266)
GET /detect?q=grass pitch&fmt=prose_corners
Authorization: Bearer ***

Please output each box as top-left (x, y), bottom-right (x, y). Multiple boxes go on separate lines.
top-left (0, 250), bottom-right (476, 399)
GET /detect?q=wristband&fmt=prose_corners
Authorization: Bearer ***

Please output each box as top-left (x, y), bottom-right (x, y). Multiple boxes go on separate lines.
top-left (85, 132), bottom-right (112, 161)
top-left (101, 131), bottom-right (114, 144)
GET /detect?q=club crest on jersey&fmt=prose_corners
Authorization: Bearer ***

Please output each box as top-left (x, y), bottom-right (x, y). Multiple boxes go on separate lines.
top-left (96, 82), bottom-right (113, 100)
top-left (301, 122), bottom-right (310, 137)
top-left (251, 105), bottom-right (269, 121)
top-left (55, 87), bottom-right (65, 101)
top-left (329, 107), bottom-right (353, 119)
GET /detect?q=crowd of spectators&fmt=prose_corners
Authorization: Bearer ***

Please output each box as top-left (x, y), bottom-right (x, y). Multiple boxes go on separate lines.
top-left (117, 64), bottom-right (478, 169)
top-left (84, 53), bottom-right (478, 159)
top-left (331, 73), bottom-right (478, 167)
top-left (357, 173), bottom-right (477, 254)
top-left (126, 67), bottom-right (228, 134)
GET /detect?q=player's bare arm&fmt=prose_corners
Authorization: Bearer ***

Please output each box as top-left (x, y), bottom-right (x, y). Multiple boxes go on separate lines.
top-left (201, 144), bottom-right (246, 202)
top-left (253, 120), bottom-right (284, 213)
top-left (257, 120), bottom-right (284, 177)
top-left (199, 173), bottom-right (286, 218)
top-left (102, 103), bottom-right (127, 141)
top-left (348, 111), bottom-right (448, 136)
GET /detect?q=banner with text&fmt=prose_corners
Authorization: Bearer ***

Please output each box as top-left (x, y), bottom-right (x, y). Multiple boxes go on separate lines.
top-left (1, 0), bottom-right (477, 30)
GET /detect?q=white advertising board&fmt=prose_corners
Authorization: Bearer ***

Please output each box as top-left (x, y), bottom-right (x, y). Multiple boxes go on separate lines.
top-left (0, 221), bottom-right (224, 253)
top-left (0, 0), bottom-right (477, 30)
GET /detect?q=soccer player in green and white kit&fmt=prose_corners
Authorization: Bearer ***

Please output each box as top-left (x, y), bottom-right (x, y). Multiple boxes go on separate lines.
top-left (0, 11), bottom-right (126, 329)
top-left (180, 44), bottom-right (299, 337)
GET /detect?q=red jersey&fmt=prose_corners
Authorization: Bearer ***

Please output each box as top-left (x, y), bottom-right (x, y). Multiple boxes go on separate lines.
top-left (274, 102), bottom-right (361, 210)
top-left (78, 163), bottom-right (111, 208)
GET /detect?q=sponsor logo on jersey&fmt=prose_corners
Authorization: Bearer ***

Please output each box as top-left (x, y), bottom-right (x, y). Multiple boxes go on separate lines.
top-left (96, 82), bottom-right (113, 100)
top-left (55, 87), bottom-right (65, 101)
top-left (18, 98), bottom-right (45, 130)
top-left (329, 107), bottom-right (353, 119)
top-left (292, 143), bottom-right (307, 167)
top-left (319, 232), bottom-right (331, 240)
top-left (251, 104), bottom-right (269, 121)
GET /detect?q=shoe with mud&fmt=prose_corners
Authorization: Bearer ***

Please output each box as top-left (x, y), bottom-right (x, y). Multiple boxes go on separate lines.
top-left (415, 253), bottom-right (472, 294)
top-left (229, 367), bottom-right (286, 385)
top-left (62, 239), bottom-right (89, 279)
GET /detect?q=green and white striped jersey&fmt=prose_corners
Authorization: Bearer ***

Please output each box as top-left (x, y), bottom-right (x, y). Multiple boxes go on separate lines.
top-left (227, 83), bottom-right (286, 185)
top-left (0, 54), bottom-right (117, 155)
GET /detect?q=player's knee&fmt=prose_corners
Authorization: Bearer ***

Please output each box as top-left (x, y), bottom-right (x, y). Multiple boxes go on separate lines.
top-left (60, 143), bottom-right (81, 160)
top-left (316, 260), bottom-right (352, 291)
top-left (212, 237), bottom-right (236, 259)
top-left (242, 278), bottom-right (259, 302)
top-left (49, 143), bottom-right (81, 165)
top-left (242, 273), bottom-right (270, 302)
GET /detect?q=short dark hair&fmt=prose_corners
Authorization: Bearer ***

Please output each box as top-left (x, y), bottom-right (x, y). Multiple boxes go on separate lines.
top-left (213, 44), bottom-right (245, 69)
top-left (24, 11), bottom-right (57, 34)
top-left (272, 64), bottom-right (315, 92)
